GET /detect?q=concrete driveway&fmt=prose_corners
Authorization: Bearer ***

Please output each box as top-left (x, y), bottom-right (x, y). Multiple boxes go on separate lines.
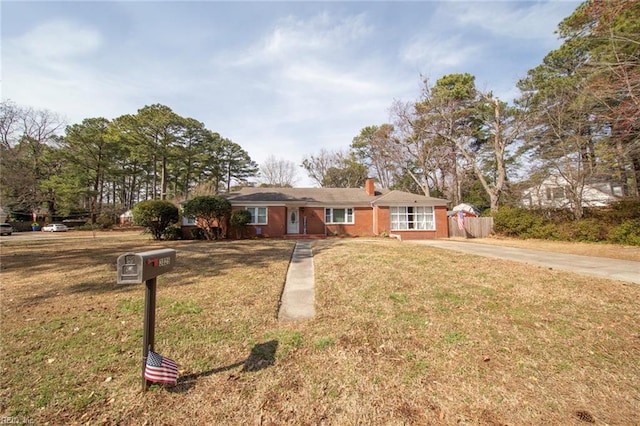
top-left (411, 239), bottom-right (640, 285)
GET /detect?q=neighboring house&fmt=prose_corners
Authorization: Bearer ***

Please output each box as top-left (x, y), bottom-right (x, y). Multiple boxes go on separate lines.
top-left (119, 209), bottom-right (134, 225)
top-left (182, 179), bottom-right (449, 240)
top-left (449, 203), bottom-right (479, 217)
top-left (521, 175), bottom-right (623, 209)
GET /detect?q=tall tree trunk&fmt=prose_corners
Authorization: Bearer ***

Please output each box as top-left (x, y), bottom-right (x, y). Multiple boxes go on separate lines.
top-left (152, 154), bottom-right (158, 199)
top-left (614, 139), bottom-right (630, 196)
top-left (160, 155), bottom-right (167, 200)
top-left (631, 153), bottom-right (640, 197)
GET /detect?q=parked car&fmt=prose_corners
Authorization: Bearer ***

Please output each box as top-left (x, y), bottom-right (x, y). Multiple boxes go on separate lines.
top-left (42, 223), bottom-right (69, 232)
top-left (0, 223), bottom-right (13, 235)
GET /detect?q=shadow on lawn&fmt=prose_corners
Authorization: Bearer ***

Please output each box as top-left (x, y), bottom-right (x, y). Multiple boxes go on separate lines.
top-left (168, 340), bottom-right (279, 393)
top-left (12, 240), bottom-right (295, 305)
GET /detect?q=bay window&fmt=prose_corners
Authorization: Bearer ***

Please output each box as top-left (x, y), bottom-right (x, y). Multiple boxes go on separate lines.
top-left (390, 206), bottom-right (434, 230)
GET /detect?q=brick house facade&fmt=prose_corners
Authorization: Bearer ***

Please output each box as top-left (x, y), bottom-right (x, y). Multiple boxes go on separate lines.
top-left (190, 179), bottom-right (449, 240)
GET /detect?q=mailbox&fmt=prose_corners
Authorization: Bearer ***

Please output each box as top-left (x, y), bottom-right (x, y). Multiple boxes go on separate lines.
top-left (117, 248), bottom-right (176, 284)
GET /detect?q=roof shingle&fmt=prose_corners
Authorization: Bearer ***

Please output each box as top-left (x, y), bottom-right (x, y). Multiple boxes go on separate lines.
top-left (223, 187), bottom-right (448, 207)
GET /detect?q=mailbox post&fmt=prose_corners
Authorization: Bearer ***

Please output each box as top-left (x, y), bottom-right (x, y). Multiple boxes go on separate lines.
top-left (117, 248), bottom-right (176, 391)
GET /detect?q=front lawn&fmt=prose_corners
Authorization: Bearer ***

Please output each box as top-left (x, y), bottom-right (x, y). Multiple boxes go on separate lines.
top-left (1, 236), bottom-right (638, 424)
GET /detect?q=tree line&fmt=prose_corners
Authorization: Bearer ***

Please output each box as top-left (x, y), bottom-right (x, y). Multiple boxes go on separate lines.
top-left (1, 103), bottom-right (257, 223)
top-left (302, 0), bottom-right (639, 219)
top-left (1, 1), bottom-right (638, 223)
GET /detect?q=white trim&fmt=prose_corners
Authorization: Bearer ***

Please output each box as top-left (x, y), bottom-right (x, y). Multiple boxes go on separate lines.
top-left (245, 206), bottom-right (268, 225)
top-left (324, 207), bottom-right (355, 224)
top-left (390, 206), bottom-right (435, 231)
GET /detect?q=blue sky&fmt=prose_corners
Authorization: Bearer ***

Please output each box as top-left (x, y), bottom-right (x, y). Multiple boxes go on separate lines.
top-left (2, 0), bottom-right (580, 186)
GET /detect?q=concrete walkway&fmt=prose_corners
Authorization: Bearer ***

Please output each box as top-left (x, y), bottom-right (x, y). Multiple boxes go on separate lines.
top-left (411, 239), bottom-right (640, 285)
top-left (278, 240), bottom-right (316, 321)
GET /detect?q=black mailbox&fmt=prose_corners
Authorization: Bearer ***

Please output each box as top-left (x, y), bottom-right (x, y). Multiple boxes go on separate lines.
top-left (117, 248), bottom-right (176, 284)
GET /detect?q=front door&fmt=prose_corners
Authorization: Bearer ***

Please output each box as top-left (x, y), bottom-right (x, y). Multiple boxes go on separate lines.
top-left (287, 208), bottom-right (299, 234)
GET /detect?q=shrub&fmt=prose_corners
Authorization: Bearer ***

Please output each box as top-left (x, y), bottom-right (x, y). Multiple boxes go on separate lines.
top-left (182, 196), bottom-right (231, 240)
top-left (161, 224), bottom-right (183, 241)
top-left (608, 200), bottom-right (640, 221)
top-left (96, 214), bottom-right (115, 229)
top-left (230, 210), bottom-right (252, 239)
top-left (608, 219), bottom-right (640, 246)
top-left (558, 219), bottom-right (607, 242)
top-left (74, 223), bottom-right (101, 231)
top-left (191, 227), bottom-right (206, 240)
top-left (132, 200), bottom-right (179, 240)
top-left (494, 203), bottom-right (639, 245)
top-left (527, 223), bottom-right (559, 240)
top-left (493, 207), bottom-right (557, 239)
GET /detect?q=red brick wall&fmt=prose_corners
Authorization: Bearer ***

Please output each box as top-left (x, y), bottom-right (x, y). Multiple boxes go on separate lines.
top-left (435, 206), bottom-right (449, 238)
top-left (214, 204), bottom-right (450, 239)
top-left (374, 206), bottom-right (390, 235)
top-left (325, 207), bottom-right (375, 236)
top-left (302, 207), bottom-right (325, 235)
top-left (373, 205), bottom-right (448, 240)
top-left (231, 206), bottom-right (287, 238)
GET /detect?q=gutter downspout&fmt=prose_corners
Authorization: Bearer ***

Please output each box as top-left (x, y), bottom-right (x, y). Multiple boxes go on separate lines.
top-left (371, 201), bottom-right (377, 236)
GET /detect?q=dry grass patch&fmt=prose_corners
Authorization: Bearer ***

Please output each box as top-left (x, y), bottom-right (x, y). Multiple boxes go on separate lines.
top-left (1, 236), bottom-right (639, 425)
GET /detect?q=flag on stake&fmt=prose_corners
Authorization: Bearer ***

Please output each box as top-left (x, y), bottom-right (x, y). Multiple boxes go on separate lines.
top-left (144, 350), bottom-right (178, 385)
top-left (457, 211), bottom-right (465, 231)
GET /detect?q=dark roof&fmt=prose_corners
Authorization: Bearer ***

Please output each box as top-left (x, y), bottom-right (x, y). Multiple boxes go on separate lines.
top-left (371, 190), bottom-right (449, 206)
top-left (223, 187), bottom-right (448, 207)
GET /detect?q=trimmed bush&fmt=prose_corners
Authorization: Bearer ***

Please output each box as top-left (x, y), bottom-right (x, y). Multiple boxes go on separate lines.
top-left (132, 200), bottom-right (179, 240)
top-left (182, 196), bottom-right (231, 240)
top-left (230, 209), bottom-right (252, 239)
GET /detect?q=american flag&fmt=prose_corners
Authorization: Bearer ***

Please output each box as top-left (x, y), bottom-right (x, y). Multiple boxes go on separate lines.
top-left (457, 211), bottom-right (465, 231)
top-left (144, 350), bottom-right (178, 385)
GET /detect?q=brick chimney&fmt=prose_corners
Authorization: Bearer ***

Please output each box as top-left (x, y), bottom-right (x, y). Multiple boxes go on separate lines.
top-left (365, 178), bottom-right (375, 196)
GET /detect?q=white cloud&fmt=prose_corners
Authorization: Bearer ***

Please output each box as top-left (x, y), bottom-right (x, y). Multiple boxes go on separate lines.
top-left (3, 20), bottom-right (143, 124)
top-left (214, 11), bottom-right (372, 68)
top-left (449, 1), bottom-right (573, 45)
top-left (11, 20), bottom-right (102, 60)
top-left (205, 9), bottom-right (400, 147)
top-left (400, 34), bottom-right (479, 70)
top-left (283, 62), bottom-right (378, 94)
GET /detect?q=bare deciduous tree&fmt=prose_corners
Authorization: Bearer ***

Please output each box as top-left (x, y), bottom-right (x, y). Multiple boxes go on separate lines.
top-left (301, 148), bottom-right (341, 187)
top-left (259, 155), bottom-right (298, 187)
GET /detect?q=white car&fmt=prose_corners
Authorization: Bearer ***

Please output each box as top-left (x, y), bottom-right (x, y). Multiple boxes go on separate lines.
top-left (42, 223), bottom-right (69, 232)
top-left (0, 223), bottom-right (13, 235)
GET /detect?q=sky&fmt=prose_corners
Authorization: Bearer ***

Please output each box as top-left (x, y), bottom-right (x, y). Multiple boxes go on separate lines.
top-left (2, 0), bottom-right (581, 187)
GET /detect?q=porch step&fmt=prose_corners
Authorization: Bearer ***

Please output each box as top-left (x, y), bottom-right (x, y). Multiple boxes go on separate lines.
top-left (283, 234), bottom-right (326, 240)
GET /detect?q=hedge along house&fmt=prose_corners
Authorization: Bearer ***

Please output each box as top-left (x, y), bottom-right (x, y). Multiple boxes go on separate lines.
top-left (217, 179), bottom-right (449, 240)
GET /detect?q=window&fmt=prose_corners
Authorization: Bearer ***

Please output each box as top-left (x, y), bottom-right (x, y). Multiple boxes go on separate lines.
top-left (246, 207), bottom-right (267, 225)
top-left (390, 206), bottom-right (434, 230)
top-left (546, 186), bottom-right (566, 200)
top-left (325, 208), bottom-right (354, 224)
top-left (184, 216), bottom-right (197, 225)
